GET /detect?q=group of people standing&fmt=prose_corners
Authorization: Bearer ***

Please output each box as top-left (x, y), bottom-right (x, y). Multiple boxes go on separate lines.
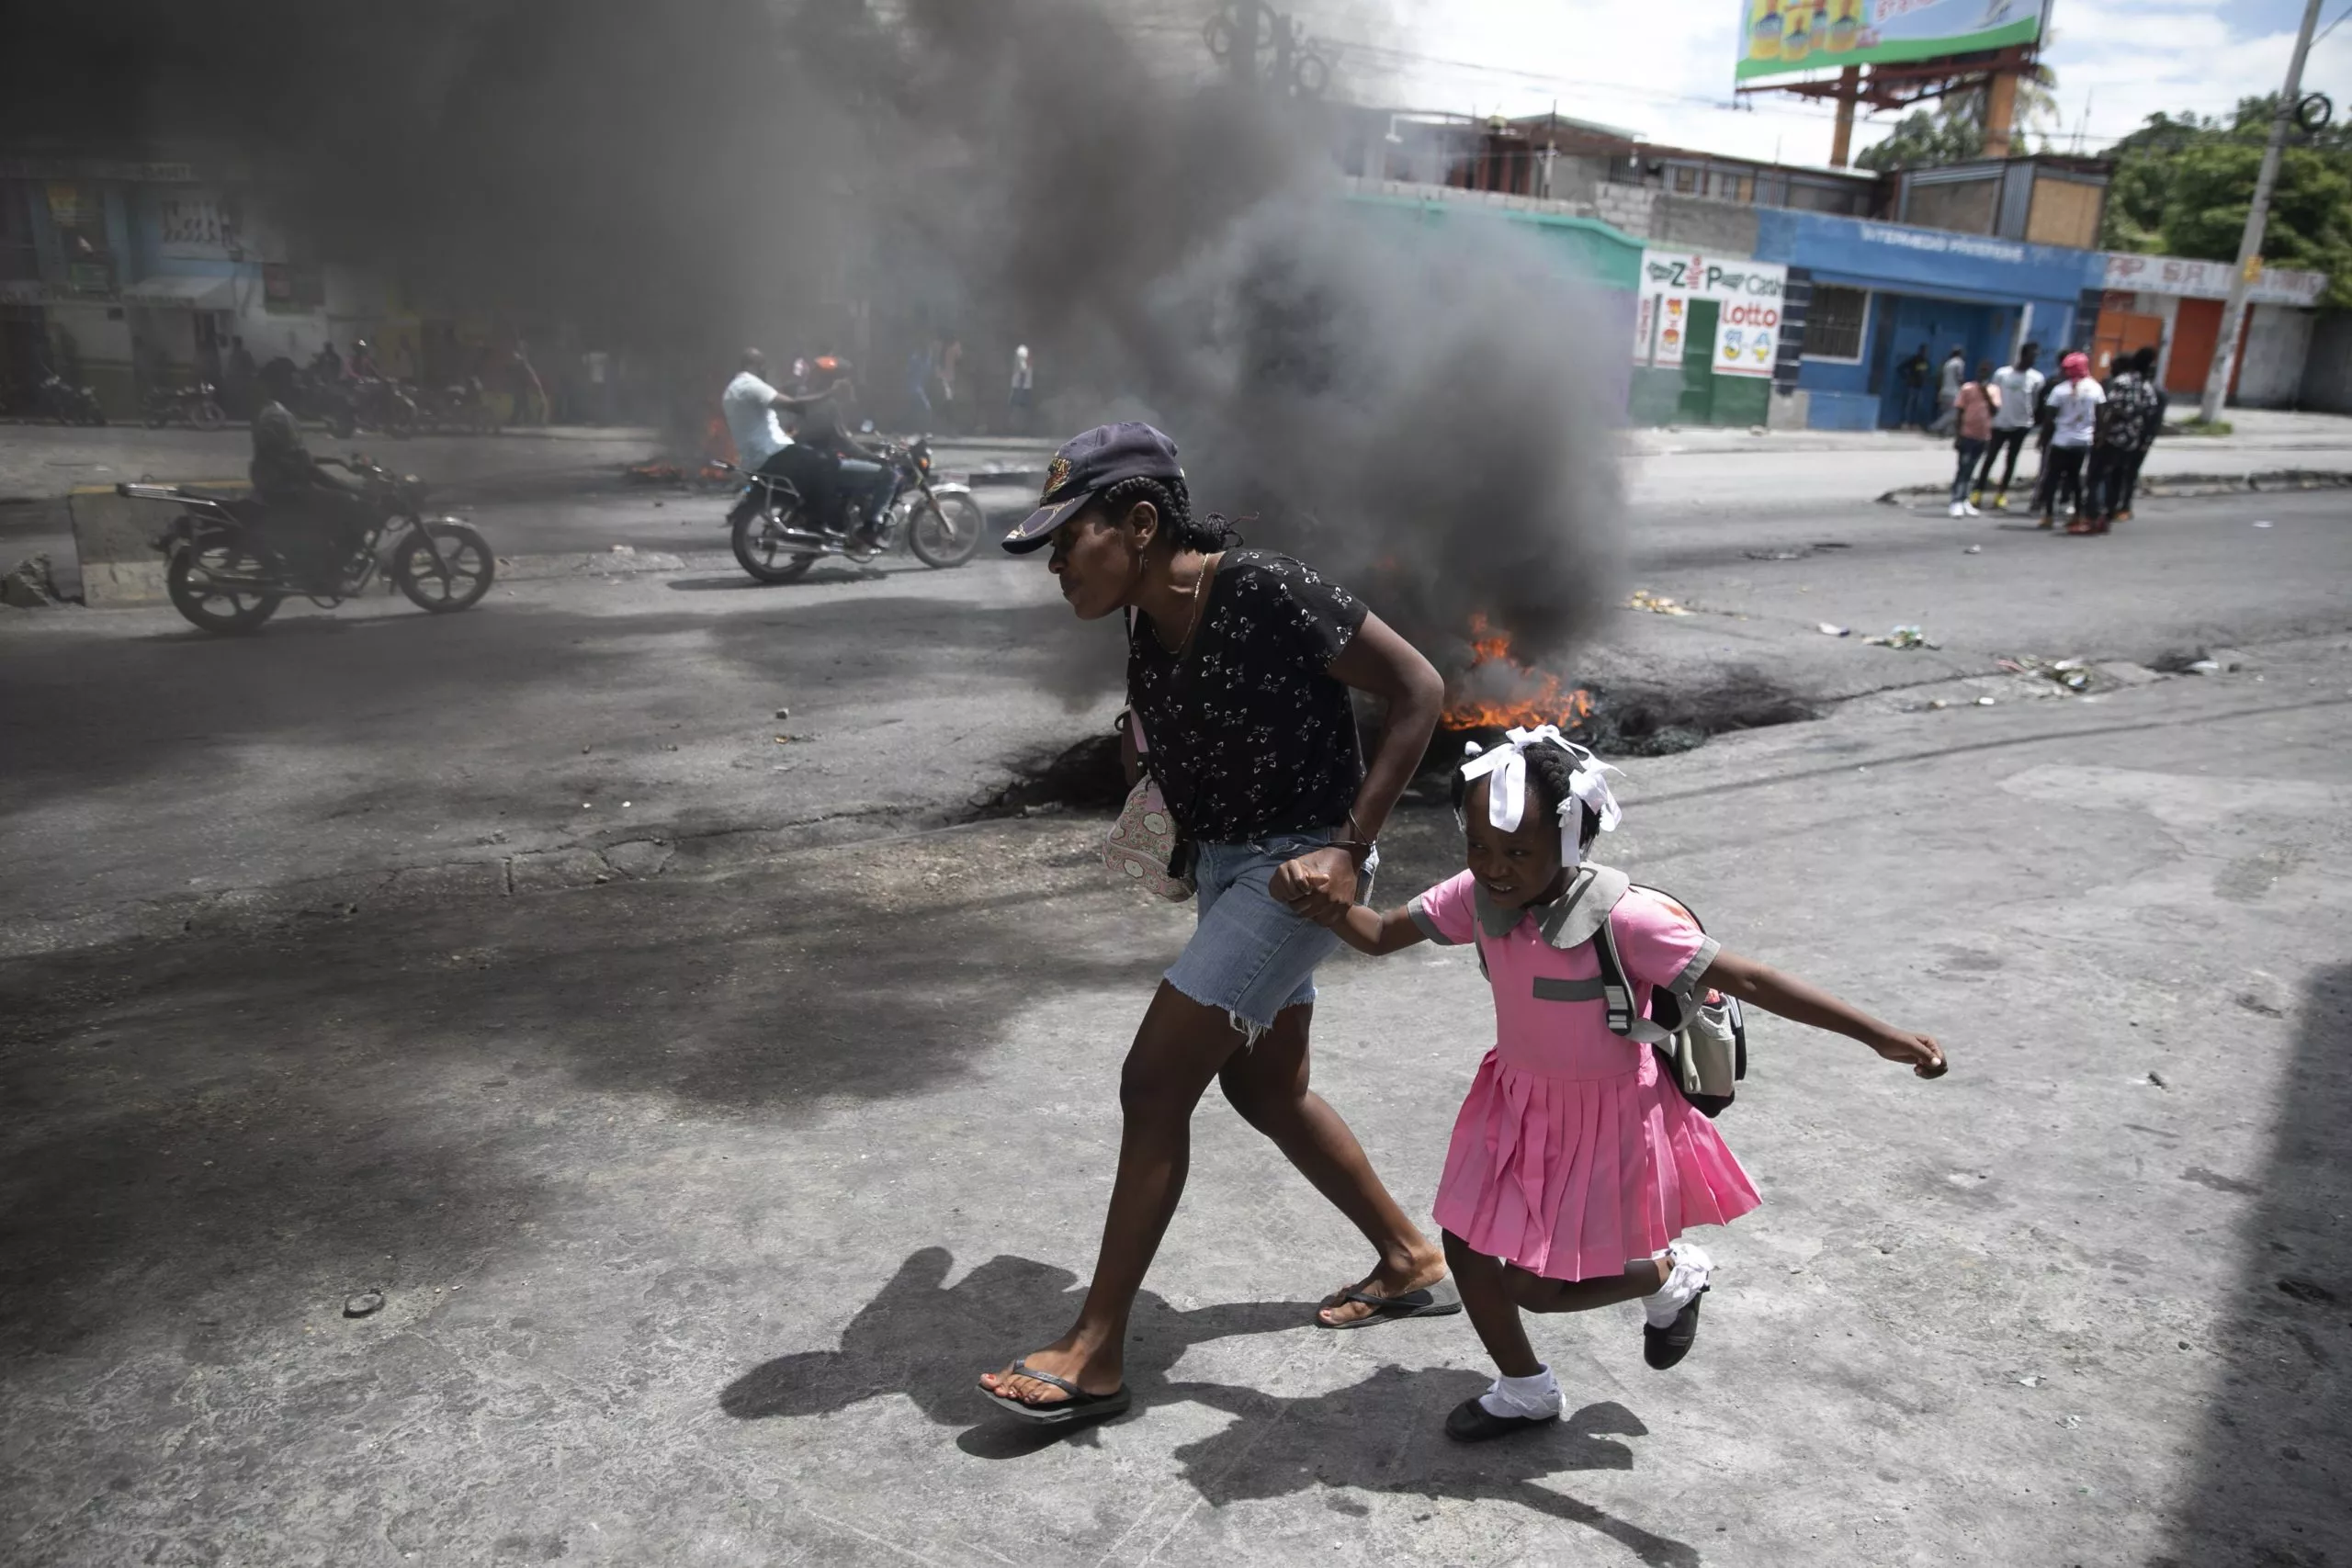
top-left (1941, 342), bottom-right (2168, 536)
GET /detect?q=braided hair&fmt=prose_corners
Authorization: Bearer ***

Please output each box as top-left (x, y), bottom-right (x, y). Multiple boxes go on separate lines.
top-left (1450, 736), bottom-right (1603, 854)
top-left (1095, 474), bottom-right (1240, 553)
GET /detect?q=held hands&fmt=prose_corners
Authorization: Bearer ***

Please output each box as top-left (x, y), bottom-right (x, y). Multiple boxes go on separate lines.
top-left (1270, 846), bottom-right (1359, 926)
top-left (1868, 1027), bottom-right (1949, 1079)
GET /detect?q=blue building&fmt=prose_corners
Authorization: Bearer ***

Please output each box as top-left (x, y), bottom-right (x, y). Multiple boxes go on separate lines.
top-left (1756, 209), bottom-right (2107, 431)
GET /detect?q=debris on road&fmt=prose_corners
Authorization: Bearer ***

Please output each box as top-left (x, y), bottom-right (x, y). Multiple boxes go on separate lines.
top-left (343, 1292), bottom-right (384, 1318)
top-left (2, 553), bottom-right (64, 608)
top-left (1865, 626), bottom-right (1938, 649)
top-left (1817, 623), bottom-right (1850, 637)
top-left (1629, 588), bottom-right (1691, 615)
top-left (1963, 544), bottom-right (1983, 554)
top-left (774, 706), bottom-right (791, 720)
top-left (2145, 1070), bottom-right (2169, 1089)
top-left (2253, 520), bottom-right (2274, 528)
top-left (1997, 656), bottom-right (2100, 692)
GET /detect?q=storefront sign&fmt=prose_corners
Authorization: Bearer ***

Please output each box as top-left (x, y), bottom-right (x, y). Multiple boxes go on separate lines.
top-left (2100, 251), bottom-right (2326, 308)
top-left (157, 191), bottom-right (238, 260)
top-left (1634, 250), bottom-right (1788, 376)
top-left (1758, 210), bottom-right (2104, 306)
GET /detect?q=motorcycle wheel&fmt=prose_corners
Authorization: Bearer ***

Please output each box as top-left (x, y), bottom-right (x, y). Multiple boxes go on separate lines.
top-left (907, 492), bottom-right (986, 569)
top-left (731, 507), bottom-right (818, 583)
top-left (393, 523), bottom-right (496, 613)
top-left (167, 536), bottom-right (282, 634)
top-left (384, 397), bottom-right (417, 440)
top-left (195, 400), bottom-right (226, 432)
top-left (325, 407), bottom-right (356, 440)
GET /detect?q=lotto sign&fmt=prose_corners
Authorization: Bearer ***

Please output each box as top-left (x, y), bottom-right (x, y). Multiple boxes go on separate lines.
top-left (1714, 298), bottom-right (1781, 378)
top-left (1634, 250), bottom-right (1790, 374)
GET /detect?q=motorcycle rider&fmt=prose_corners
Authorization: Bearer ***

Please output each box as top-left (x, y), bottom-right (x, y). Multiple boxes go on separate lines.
top-left (786, 355), bottom-right (899, 542)
top-left (249, 400), bottom-right (374, 589)
top-left (722, 347), bottom-right (856, 530)
top-left (350, 338), bottom-right (382, 380)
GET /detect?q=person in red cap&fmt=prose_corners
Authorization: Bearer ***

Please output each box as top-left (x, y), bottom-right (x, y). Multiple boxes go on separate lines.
top-left (978, 423), bottom-right (1454, 1427)
top-left (2038, 351), bottom-right (2104, 533)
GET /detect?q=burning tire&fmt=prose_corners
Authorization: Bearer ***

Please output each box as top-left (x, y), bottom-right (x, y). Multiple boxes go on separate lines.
top-left (731, 507), bottom-right (817, 583)
top-left (908, 492), bottom-right (984, 569)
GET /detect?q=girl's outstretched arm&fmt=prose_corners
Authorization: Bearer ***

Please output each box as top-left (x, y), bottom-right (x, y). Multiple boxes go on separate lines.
top-left (1319, 902), bottom-right (1430, 957)
top-left (1698, 950), bottom-right (1948, 1078)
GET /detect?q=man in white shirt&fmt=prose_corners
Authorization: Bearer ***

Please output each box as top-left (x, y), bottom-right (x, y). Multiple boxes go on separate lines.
top-left (1973, 343), bottom-right (2044, 510)
top-left (722, 348), bottom-right (843, 527)
top-left (2035, 351), bottom-right (2104, 531)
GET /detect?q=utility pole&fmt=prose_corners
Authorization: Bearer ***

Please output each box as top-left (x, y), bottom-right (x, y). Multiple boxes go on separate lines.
top-left (2201, 0), bottom-right (2324, 424)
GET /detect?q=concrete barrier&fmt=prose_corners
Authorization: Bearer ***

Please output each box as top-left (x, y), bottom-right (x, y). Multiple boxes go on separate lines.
top-left (67, 479), bottom-right (249, 606)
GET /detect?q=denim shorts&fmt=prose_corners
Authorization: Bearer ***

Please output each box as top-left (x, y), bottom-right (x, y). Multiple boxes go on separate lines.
top-left (1163, 827), bottom-right (1378, 1040)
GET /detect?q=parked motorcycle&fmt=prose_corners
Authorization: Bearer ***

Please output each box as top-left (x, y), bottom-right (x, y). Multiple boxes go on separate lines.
top-left (142, 381), bottom-right (228, 431)
top-left (350, 375), bottom-right (419, 438)
top-left (416, 378), bottom-right (499, 434)
top-left (119, 457), bottom-right (494, 634)
top-left (38, 373), bottom-right (107, 426)
top-left (282, 367), bottom-right (358, 439)
top-left (726, 436), bottom-right (985, 583)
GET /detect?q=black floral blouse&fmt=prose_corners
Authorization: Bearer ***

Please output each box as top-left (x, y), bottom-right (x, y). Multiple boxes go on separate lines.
top-left (1127, 549), bottom-right (1368, 844)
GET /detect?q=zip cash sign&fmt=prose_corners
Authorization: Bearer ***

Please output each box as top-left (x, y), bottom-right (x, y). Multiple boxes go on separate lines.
top-left (1634, 251), bottom-right (1788, 378)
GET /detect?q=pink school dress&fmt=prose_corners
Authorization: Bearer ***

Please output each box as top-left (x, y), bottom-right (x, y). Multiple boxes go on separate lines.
top-left (1411, 864), bottom-right (1761, 1280)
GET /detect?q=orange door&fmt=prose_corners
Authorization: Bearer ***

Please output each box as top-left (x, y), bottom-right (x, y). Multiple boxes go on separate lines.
top-left (2167, 298), bottom-right (2222, 393)
top-left (2094, 310), bottom-right (2165, 377)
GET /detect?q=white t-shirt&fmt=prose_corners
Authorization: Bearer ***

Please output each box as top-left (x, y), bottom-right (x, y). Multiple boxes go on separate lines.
top-left (2046, 377), bottom-right (2104, 448)
top-left (722, 372), bottom-right (791, 468)
top-left (1989, 364), bottom-right (2043, 431)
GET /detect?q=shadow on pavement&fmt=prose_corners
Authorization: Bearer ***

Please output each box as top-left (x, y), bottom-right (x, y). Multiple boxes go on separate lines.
top-left (2159, 963), bottom-right (2350, 1566)
top-left (0, 865), bottom-right (1165, 1355)
top-left (721, 1246), bottom-right (1699, 1567)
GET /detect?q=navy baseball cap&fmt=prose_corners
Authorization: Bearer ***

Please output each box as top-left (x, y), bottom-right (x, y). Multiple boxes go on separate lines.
top-left (1001, 422), bottom-right (1184, 553)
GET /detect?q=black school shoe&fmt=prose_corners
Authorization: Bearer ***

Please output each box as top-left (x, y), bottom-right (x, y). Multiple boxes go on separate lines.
top-left (1445, 1395), bottom-right (1560, 1443)
top-left (1643, 1283), bottom-right (1707, 1370)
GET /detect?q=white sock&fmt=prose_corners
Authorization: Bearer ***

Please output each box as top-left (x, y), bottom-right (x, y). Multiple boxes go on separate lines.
top-left (1477, 1364), bottom-right (1561, 1419)
top-left (1643, 1240), bottom-right (1713, 1328)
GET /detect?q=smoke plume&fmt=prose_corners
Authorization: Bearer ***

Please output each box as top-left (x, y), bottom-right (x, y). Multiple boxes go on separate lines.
top-left (9, 0), bottom-right (1624, 661)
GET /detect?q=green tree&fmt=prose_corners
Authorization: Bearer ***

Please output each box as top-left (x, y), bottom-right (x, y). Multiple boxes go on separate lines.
top-left (1855, 71), bottom-right (2061, 172)
top-left (2100, 98), bottom-right (2352, 306)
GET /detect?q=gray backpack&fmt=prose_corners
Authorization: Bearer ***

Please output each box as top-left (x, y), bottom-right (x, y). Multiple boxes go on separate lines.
top-left (1589, 886), bottom-right (1747, 1118)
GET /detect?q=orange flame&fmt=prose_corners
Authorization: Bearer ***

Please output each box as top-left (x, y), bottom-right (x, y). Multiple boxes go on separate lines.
top-left (1442, 613), bottom-right (1593, 731)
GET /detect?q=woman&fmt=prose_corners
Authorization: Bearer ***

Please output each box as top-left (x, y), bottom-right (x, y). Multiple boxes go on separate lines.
top-left (981, 422), bottom-right (1452, 1426)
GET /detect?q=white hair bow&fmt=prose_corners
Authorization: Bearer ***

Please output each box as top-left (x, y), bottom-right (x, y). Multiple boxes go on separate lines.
top-left (1458, 725), bottom-right (1623, 867)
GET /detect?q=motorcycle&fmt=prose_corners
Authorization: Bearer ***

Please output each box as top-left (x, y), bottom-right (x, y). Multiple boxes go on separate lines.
top-left (119, 457), bottom-right (494, 634)
top-left (725, 436), bottom-right (985, 583)
top-left (38, 373), bottom-right (107, 426)
top-left (143, 380), bottom-right (228, 431)
top-left (416, 378), bottom-right (499, 434)
top-left (350, 375), bottom-right (420, 438)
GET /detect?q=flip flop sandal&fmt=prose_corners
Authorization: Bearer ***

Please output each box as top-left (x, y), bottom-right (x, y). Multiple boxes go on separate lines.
top-left (1316, 1277), bottom-right (1464, 1330)
top-left (980, 1361), bottom-right (1133, 1427)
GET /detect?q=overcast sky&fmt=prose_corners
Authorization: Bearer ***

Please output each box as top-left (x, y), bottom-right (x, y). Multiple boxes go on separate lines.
top-left (1263, 0), bottom-right (2352, 169)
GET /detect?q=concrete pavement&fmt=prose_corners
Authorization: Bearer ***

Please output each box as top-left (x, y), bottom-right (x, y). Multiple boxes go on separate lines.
top-left (2, 637), bottom-right (2344, 1565)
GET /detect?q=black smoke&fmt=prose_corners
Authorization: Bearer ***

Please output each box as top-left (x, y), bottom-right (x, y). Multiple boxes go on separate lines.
top-left (7, 0), bottom-right (1623, 660)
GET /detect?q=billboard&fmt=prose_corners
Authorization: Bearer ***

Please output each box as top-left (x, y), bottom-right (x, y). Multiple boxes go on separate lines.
top-left (1736, 0), bottom-right (2049, 84)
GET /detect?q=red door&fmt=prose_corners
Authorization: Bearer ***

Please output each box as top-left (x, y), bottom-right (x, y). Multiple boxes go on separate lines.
top-left (2167, 298), bottom-right (2222, 393)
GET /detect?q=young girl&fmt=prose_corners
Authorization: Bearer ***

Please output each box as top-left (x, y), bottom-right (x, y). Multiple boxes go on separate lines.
top-left (1315, 726), bottom-right (1948, 1442)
